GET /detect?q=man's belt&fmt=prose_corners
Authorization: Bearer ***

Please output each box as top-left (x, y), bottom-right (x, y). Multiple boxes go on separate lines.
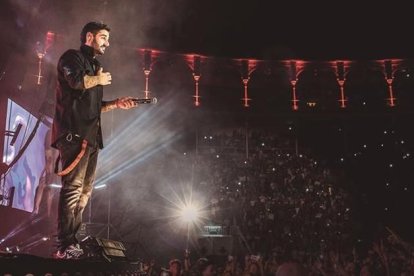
top-left (55, 134), bottom-right (88, 176)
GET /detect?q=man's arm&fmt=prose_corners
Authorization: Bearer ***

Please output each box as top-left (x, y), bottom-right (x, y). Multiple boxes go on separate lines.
top-left (60, 51), bottom-right (86, 90)
top-left (60, 51), bottom-right (111, 90)
top-left (101, 99), bottom-right (118, 112)
top-left (101, 97), bottom-right (137, 113)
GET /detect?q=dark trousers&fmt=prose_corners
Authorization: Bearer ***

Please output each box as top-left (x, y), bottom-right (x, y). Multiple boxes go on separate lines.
top-left (57, 142), bottom-right (98, 251)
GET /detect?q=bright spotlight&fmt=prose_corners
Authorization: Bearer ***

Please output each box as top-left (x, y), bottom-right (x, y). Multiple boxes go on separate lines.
top-left (180, 204), bottom-right (199, 223)
top-left (49, 183), bottom-right (62, 189)
top-left (94, 184), bottom-right (107, 190)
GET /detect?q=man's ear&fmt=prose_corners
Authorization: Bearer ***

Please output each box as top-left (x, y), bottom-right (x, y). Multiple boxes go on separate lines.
top-left (85, 32), bottom-right (94, 44)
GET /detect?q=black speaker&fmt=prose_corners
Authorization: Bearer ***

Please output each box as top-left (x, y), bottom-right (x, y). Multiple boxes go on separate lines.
top-left (80, 236), bottom-right (127, 262)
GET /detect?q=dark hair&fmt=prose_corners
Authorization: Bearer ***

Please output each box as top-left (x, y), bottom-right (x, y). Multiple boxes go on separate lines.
top-left (80, 21), bottom-right (110, 43)
top-left (169, 259), bottom-right (182, 267)
top-left (195, 258), bottom-right (213, 273)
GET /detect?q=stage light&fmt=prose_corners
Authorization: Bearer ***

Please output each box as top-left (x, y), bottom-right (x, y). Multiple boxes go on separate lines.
top-left (1, 214), bottom-right (45, 244)
top-left (180, 203), bottom-right (199, 223)
top-left (49, 183), bottom-right (62, 189)
top-left (94, 98), bottom-right (180, 187)
top-left (94, 184), bottom-right (107, 190)
top-left (42, 237), bottom-right (49, 241)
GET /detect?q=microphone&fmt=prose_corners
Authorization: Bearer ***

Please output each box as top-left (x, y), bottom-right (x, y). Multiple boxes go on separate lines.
top-left (132, 97), bottom-right (158, 104)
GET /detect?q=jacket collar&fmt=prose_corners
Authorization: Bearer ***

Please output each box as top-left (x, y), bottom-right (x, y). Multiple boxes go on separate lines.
top-left (80, 44), bottom-right (95, 59)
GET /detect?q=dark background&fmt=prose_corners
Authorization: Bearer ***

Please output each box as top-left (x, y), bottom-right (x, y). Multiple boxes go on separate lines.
top-left (1, 0), bottom-right (414, 261)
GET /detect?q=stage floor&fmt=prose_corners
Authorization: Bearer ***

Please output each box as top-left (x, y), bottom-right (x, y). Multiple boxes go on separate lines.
top-left (0, 253), bottom-right (143, 275)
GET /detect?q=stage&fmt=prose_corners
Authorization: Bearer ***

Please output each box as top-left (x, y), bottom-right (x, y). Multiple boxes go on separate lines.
top-left (0, 252), bottom-right (143, 275)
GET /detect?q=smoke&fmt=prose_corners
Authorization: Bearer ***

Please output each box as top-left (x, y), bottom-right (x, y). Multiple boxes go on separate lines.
top-left (0, 0), bottom-right (216, 261)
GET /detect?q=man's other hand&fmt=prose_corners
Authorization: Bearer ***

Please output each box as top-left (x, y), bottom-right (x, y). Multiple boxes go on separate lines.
top-left (116, 97), bottom-right (137, 109)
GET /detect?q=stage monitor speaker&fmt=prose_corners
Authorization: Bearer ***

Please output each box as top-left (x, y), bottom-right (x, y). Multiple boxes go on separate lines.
top-left (80, 236), bottom-right (127, 262)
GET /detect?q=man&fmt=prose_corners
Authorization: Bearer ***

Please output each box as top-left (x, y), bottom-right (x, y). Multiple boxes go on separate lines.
top-left (193, 258), bottom-right (216, 276)
top-left (52, 21), bottom-right (137, 259)
top-left (169, 259), bottom-right (183, 276)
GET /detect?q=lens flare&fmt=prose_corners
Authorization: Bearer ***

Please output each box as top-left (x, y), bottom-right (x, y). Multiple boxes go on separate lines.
top-left (179, 203), bottom-right (200, 223)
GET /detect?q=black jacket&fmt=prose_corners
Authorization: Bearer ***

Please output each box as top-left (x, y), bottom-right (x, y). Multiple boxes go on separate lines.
top-left (52, 45), bottom-right (104, 149)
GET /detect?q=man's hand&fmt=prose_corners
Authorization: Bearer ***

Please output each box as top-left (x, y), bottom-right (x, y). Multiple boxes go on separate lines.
top-left (116, 97), bottom-right (137, 109)
top-left (97, 67), bottom-right (112, 86)
top-left (84, 67), bottom-right (111, 89)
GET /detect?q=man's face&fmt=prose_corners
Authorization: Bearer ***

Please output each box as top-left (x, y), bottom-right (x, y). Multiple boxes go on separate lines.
top-left (88, 29), bottom-right (110, 55)
top-left (202, 265), bottom-right (216, 276)
top-left (170, 263), bottom-right (181, 275)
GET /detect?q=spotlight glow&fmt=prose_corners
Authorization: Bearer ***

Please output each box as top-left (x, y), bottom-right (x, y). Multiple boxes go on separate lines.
top-left (94, 98), bottom-right (182, 187)
top-left (179, 203), bottom-right (199, 223)
top-left (157, 182), bottom-right (209, 229)
top-left (49, 183), bottom-right (62, 189)
top-left (94, 184), bottom-right (107, 190)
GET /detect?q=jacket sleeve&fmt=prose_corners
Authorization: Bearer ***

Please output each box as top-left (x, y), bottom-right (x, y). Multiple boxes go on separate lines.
top-left (58, 50), bottom-right (86, 91)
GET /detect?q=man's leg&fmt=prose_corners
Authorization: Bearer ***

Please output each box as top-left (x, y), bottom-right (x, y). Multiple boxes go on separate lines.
top-left (73, 147), bottom-right (98, 239)
top-left (57, 143), bottom-right (92, 252)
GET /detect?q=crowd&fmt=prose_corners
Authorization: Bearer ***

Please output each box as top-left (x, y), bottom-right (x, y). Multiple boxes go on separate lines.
top-left (143, 128), bottom-right (414, 275)
top-left (143, 236), bottom-right (414, 275)
top-left (194, 128), bottom-right (352, 255)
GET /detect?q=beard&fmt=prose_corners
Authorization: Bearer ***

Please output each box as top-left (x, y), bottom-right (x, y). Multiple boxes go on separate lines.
top-left (92, 39), bottom-right (106, 55)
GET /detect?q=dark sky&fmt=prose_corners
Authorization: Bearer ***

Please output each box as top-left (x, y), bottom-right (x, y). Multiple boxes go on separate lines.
top-left (168, 1), bottom-right (413, 60)
top-left (0, 0), bottom-right (413, 62)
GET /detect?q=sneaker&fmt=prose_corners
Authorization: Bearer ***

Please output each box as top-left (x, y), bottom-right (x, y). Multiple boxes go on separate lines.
top-left (54, 244), bottom-right (84, 259)
top-left (54, 250), bottom-right (72, 259)
top-left (65, 244), bottom-right (84, 258)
